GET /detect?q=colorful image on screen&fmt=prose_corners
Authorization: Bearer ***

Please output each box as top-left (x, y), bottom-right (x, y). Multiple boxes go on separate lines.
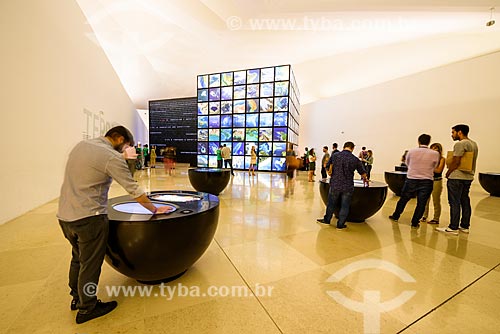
top-left (260, 83), bottom-right (273, 97)
top-left (274, 97), bottom-right (288, 111)
top-left (247, 69), bottom-right (260, 84)
top-left (198, 116), bottom-right (208, 128)
top-left (221, 115), bottom-right (232, 128)
top-left (197, 142), bottom-right (208, 154)
top-left (246, 114), bottom-right (258, 127)
top-left (273, 143), bottom-right (287, 156)
top-left (198, 155), bottom-right (208, 167)
top-left (198, 89), bottom-right (208, 102)
top-left (209, 88), bottom-right (220, 101)
top-left (259, 113), bottom-right (272, 127)
top-left (275, 65), bottom-right (290, 81)
top-left (233, 114), bottom-right (245, 127)
top-left (233, 85), bottom-right (245, 99)
top-left (259, 128), bottom-right (272, 141)
top-left (209, 102), bottom-right (220, 114)
top-left (234, 71), bottom-right (246, 85)
top-left (233, 129), bottom-right (244, 141)
top-left (260, 98), bottom-right (273, 112)
top-left (221, 101), bottom-right (232, 114)
top-left (221, 72), bottom-right (233, 86)
top-left (246, 99), bottom-right (258, 113)
top-left (274, 112), bottom-right (287, 126)
top-left (232, 142), bottom-right (244, 155)
top-left (273, 157), bottom-right (286, 171)
top-left (209, 129), bottom-right (220, 141)
top-left (258, 156), bottom-right (272, 170)
top-left (209, 142), bottom-right (220, 155)
top-left (208, 155), bottom-right (218, 167)
top-left (233, 100), bottom-right (245, 113)
top-left (198, 129), bottom-right (208, 141)
top-left (198, 102), bottom-right (208, 115)
top-left (209, 74), bottom-right (220, 87)
top-left (246, 128), bottom-right (258, 142)
top-left (273, 128), bottom-right (287, 141)
top-left (258, 142), bottom-right (272, 156)
top-left (209, 116), bottom-right (220, 128)
top-left (221, 87), bottom-right (232, 100)
top-left (198, 75), bottom-right (208, 88)
top-left (247, 84), bottom-right (259, 98)
top-left (261, 67), bottom-right (274, 82)
top-left (275, 82), bottom-right (289, 96)
top-left (233, 156), bottom-right (244, 169)
top-left (220, 129), bottom-right (232, 141)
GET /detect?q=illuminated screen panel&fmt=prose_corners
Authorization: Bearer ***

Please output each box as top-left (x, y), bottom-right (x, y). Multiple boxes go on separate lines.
top-left (196, 64), bottom-right (299, 172)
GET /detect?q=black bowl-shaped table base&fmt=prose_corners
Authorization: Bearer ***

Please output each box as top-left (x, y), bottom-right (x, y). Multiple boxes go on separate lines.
top-left (479, 172), bottom-right (500, 197)
top-left (105, 190), bottom-right (219, 284)
top-left (188, 168), bottom-right (231, 195)
top-left (319, 179), bottom-right (387, 222)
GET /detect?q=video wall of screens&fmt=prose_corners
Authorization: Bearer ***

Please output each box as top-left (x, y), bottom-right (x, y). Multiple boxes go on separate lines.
top-left (196, 65), bottom-right (300, 172)
top-left (149, 98), bottom-right (198, 166)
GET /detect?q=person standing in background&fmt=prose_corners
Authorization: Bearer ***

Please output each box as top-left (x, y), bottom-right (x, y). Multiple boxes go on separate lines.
top-left (221, 144), bottom-right (235, 176)
top-left (143, 144), bottom-right (149, 168)
top-left (216, 145), bottom-right (223, 168)
top-left (150, 145), bottom-right (157, 168)
top-left (436, 124), bottom-right (478, 235)
top-left (421, 143), bottom-right (445, 224)
top-left (308, 148), bottom-right (316, 182)
top-left (123, 145), bottom-right (138, 176)
top-left (364, 150), bottom-right (374, 180)
top-left (249, 146), bottom-right (257, 176)
top-left (321, 146), bottom-right (330, 179)
top-left (163, 146), bottom-right (176, 175)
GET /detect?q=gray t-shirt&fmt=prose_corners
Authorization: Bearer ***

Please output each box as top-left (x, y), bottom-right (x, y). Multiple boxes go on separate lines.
top-left (57, 137), bottom-right (144, 222)
top-left (448, 138), bottom-right (478, 181)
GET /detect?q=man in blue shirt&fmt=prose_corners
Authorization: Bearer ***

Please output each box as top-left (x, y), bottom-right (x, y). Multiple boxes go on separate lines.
top-left (317, 142), bottom-right (368, 229)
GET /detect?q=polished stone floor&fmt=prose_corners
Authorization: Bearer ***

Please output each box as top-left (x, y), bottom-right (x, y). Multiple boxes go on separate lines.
top-left (1, 165), bottom-right (499, 333)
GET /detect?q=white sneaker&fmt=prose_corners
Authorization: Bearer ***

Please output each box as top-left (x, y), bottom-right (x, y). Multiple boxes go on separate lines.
top-left (435, 227), bottom-right (458, 235)
top-left (459, 227), bottom-right (470, 234)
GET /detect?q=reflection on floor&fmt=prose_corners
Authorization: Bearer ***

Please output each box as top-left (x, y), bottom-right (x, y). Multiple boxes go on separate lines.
top-left (1, 165), bottom-right (500, 333)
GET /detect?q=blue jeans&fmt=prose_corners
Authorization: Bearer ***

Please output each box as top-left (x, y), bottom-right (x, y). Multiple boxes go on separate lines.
top-left (392, 179), bottom-right (433, 226)
top-left (447, 179), bottom-right (472, 230)
top-left (324, 188), bottom-right (353, 228)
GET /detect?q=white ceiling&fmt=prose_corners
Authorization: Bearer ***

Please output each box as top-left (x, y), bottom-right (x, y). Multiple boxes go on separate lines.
top-left (77, 0), bottom-right (500, 108)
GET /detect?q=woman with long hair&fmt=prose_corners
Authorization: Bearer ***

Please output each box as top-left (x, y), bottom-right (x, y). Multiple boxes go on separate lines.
top-left (421, 143), bottom-right (446, 224)
top-left (249, 146), bottom-right (257, 176)
top-left (308, 148), bottom-right (316, 182)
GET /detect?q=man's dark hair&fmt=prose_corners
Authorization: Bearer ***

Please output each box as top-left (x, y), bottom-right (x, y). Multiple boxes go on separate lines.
top-left (452, 124), bottom-right (470, 136)
top-left (332, 143), bottom-right (338, 149)
top-left (362, 146), bottom-right (366, 150)
top-left (323, 146), bottom-right (328, 150)
top-left (343, 141), bottom-right (355, 149)
top-left (418, 134), bottom-right (431, 146)
top-left (105, 126), bottom-right (135, 146)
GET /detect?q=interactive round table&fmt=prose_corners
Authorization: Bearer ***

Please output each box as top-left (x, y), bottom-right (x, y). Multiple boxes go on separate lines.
top-left (319, 179), bottom-right (388, 222)
top-left (105, 190), bottom-right (219, 284)
top-left (188, 168), bottom-right (231, 195)
top-left (384, 171), bottom-right (409, 196)
top-left (479, 172), bottom-right (500, 197)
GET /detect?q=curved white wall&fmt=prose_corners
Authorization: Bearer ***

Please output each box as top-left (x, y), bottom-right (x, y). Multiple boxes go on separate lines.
top-left (0, 0), bottom-right (139, 224)
top-left (300, 51), bottom-right (500, 179)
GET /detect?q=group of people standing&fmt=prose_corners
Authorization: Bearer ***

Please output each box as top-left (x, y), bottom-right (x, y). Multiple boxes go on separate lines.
top-left (316, 124), bottom-right (478, 235)
top-left (389, 124), bottom-right (478, 235)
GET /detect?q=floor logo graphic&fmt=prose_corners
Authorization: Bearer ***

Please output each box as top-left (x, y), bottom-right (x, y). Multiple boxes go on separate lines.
top-left (326, 259), bottom-right (416, 334)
